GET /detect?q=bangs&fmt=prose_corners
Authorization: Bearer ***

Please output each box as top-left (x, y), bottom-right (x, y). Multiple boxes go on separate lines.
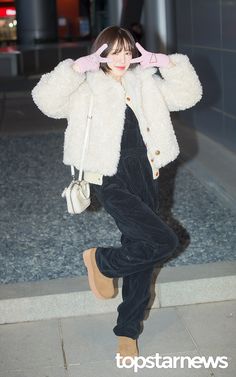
top-left (111, 35), bottom-right (133, 53)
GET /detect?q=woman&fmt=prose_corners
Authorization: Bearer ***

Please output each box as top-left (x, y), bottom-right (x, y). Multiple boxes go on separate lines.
top-left (32, 26), bottom-right (202, 361)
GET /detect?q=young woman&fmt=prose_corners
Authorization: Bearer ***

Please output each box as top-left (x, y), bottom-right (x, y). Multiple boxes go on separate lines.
top-left (32, 26), bottom-right (202, 361)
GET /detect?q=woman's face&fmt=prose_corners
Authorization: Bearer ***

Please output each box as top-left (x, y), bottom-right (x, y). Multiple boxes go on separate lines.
top-left (106, 40), bottom-right (133, 81)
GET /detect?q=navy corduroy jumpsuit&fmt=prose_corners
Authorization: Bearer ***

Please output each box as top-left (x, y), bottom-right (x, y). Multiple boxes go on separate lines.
top-left (91, 104), bottom-right (179, 340)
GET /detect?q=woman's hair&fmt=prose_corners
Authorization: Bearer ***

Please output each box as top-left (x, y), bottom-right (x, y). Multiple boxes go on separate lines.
top-left (90, 26), bottom-right (139, 74)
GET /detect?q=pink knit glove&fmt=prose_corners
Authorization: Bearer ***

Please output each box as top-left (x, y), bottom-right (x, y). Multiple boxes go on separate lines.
top-left (73, 43), bottom-right (111, 73)
top-left (130, 42), bottom-right (171, 69)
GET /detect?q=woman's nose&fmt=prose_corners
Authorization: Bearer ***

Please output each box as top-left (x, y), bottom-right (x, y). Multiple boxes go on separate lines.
top-left (118, 55), bottom-right (126, 64)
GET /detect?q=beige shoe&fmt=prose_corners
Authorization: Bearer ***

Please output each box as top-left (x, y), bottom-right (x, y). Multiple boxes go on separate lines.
top-left (117, 336), bottom-right (139, 361)
top-left (83, 247), bottom-right (116, 299)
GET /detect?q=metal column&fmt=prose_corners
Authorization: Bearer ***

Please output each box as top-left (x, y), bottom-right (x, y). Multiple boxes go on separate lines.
top-left (142, 0), bottom-right (176, 53)
top-left (107, 0), bottom-right (123, 26)
top-left (15, 0), bottom-right (57, 45)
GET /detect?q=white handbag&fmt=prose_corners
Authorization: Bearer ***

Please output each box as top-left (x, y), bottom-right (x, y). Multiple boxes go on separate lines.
top-left (61, 95), bottom-right (94, 214)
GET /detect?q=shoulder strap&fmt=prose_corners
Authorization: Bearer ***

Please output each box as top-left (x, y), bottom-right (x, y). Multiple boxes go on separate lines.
top-left (70, 95), bottom-right (94, 181)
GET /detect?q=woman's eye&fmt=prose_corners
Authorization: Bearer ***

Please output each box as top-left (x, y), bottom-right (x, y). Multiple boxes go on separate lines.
top-left (111, 51), bottom-right (131, 55)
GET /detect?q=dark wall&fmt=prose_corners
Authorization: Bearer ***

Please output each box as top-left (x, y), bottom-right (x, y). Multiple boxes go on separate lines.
top-left (175, 0), bottom-right (236, 154)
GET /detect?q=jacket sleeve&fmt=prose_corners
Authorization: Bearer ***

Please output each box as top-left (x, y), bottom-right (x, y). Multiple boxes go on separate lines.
top-left (153, 53), bottom-right (203, 112)
top-left (31, 59), bottom-right (86, 119)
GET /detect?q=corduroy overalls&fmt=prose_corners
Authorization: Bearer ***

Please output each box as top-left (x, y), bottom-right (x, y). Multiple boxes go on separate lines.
top-left (91, 104), bottom-right (179, 339)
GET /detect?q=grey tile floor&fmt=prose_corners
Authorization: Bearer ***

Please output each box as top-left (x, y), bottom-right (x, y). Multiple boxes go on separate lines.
top-left (0, 94), bottom-right (236, 283)
top-left (0, 300), bottom-right (235, 376)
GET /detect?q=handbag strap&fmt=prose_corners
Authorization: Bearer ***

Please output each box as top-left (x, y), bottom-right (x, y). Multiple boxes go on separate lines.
top-left (70, 94), bottom-right (94, 181)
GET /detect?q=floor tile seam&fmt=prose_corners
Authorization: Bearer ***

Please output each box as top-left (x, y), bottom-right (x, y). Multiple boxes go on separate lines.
top-left (175, 306), bottom-right (217, 376)
top-left (174, 306), bottom-right (202, 352)
top-left (58, 318), bottom-right (69, 371)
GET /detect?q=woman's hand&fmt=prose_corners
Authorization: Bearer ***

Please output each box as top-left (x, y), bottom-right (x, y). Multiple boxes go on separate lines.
top-left (130, 42), bottom-right (175, 69)
top-left (73, 43), bottom-right (112, 73)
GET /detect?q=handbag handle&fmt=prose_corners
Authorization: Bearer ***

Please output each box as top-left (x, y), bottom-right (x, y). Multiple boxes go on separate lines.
top-left (71, 94), bottom-right (94, 181)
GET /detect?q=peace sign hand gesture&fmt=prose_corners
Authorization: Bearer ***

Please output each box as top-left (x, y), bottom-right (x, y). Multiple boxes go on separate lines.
top-left (73, 43), bottom-right (112, 73)
top-left (130, 42), bottom-right (171, 69)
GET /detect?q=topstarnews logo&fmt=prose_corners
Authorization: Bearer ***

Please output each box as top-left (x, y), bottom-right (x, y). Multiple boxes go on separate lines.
top-left (115, 353), bottom-right (229, 373)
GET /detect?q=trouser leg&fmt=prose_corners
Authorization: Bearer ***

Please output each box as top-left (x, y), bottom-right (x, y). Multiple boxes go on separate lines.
top-left (113, 235), bottom-right (154, 339)
top-left (93, 183), bottom-right (179, 278)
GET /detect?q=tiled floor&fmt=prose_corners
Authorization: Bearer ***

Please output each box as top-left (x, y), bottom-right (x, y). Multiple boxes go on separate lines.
top-left (0, 300), bottom-right (235, 376)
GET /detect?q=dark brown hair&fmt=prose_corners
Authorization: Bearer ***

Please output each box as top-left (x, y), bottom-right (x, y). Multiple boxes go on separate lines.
top-left (90, 26), bottom-right (139, 74)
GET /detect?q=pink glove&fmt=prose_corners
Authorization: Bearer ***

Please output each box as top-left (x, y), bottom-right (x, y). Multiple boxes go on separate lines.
top-left (130, 42), bottom-right (171, 69)
top-left (73, 43), bottom-right (111, 73)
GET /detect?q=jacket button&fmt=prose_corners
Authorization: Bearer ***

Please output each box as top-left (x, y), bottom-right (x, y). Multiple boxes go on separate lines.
top-left (155, 171), bottom-right (159, 177)
top-left (126, 96), bottom-right (131, 101)
top-left (147, 127), bottom-right (150, 132)
top-left (155, 150), bottom-right (160, 155)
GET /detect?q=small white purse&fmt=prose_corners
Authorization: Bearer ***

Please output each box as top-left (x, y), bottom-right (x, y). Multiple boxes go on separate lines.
top-left (61, 95), bottom-right (94, 214)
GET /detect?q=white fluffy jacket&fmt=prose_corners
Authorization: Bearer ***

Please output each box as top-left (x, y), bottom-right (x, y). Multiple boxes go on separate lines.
top-left (32, 53), bottom-right (202, 181)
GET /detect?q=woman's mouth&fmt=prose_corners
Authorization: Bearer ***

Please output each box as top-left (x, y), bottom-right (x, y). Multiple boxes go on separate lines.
top-left (116, 66), bottom-right (126, 70)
